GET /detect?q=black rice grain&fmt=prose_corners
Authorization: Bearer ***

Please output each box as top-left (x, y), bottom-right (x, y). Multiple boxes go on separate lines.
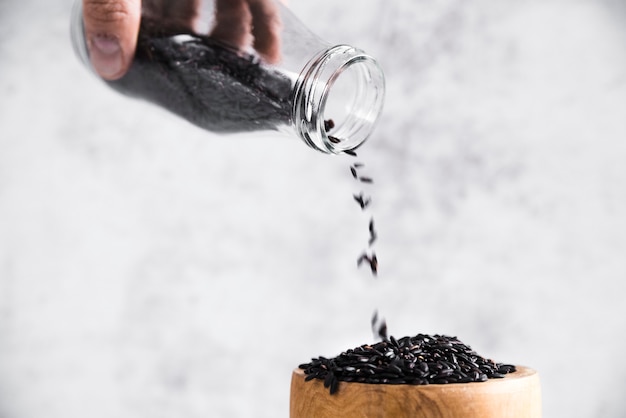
top-left (369, 253), bottom-right (378, 275)
top-left (299, 334), bottom-right (517, 395)
top-left (353, 193), bottom-right (371, 210)
top-left (356, 252), bottom-right (370, 267)
top-left (368, 218), bottom-right (377, 245)
top-left (356, 251), bottom-right (377, 275)
top-left (371, 310), bottom-right (388, 341)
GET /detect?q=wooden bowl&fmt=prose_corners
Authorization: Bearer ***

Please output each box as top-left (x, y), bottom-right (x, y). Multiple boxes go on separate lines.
top-left (290, 366), bottom-right (541, 418)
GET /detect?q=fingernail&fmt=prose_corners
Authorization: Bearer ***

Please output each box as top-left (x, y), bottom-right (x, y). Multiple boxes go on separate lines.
top-left (89, 35), bottom-right (123, 79)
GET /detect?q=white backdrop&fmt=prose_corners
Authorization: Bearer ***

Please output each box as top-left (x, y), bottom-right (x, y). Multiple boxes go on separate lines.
top-left (1, 0), bottom-right (626, 417)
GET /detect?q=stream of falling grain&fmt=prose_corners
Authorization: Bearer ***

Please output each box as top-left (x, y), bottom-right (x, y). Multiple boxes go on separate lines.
top-left (342, 148), bottom-right (388, 342)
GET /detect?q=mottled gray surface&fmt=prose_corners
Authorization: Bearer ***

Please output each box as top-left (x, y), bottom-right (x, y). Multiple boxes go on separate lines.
top-left (1, 0), bottom-right (626, 417)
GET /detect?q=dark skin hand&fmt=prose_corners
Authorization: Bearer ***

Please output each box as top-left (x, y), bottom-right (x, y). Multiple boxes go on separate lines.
top-left (82, 0), bottom-right (282, 80)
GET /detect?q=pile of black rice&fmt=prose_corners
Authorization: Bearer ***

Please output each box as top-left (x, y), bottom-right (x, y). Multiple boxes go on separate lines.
top-left (299, 333), bottom-right (516, 395)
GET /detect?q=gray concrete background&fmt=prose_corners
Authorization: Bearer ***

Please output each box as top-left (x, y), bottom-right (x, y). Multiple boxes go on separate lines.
top-left (1, 0), bottom-right (626, 417)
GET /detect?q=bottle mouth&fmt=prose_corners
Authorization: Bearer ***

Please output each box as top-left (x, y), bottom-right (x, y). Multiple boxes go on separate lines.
top-left (293, 45), bottom-right (385, 154)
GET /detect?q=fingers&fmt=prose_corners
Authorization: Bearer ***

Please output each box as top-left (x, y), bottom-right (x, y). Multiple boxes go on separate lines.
top-left (247, 0), bottom-right (281, 64)
top-left (82, 0), bottom-right (141, 80)
top-left (82, 0), bottom-right (283, 78)
top-left (142, 0), bottom-right (199, 31)
top-left (210, 0), bottom-right (253, 51)
top-left (210, 0), bottom-right (282, 63)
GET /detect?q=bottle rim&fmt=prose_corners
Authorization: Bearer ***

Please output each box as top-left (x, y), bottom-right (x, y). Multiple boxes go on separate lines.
top-left (292, 45), bottom-right (385, 154)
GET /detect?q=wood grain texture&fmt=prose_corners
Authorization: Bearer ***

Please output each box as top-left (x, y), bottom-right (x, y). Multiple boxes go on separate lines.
top-left (290, 366), bottom-right (541, 418)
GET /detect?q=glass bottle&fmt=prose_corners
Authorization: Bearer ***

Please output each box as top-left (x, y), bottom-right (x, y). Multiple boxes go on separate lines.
top-left (70, 0), bottom-right (385, 154)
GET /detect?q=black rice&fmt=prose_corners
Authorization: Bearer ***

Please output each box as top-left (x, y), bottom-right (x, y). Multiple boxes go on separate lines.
top-left (299, 334), bottom-right (517, 395)
top-left (352, 193), bottom-right (371, 210)
top-left (107, 18), bottom-right (292, 133)
top-left (371, 310), bottom-right (388, 341)
top-left (345, 152), bottom-right (385, 337)
top-left (368, 218), bottom-right (377, 245)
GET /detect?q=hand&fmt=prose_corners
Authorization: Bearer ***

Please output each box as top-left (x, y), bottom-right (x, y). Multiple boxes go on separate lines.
top-left (82, 0), bottom-right (281, 81)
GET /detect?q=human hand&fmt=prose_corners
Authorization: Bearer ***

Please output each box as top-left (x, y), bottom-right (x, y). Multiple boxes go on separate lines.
top-left (82, 0), bottom-right (281, 81)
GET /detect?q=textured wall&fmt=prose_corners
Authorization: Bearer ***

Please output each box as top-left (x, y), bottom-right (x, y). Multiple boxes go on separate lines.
top-left (1, 0), bottom-right (625, 417)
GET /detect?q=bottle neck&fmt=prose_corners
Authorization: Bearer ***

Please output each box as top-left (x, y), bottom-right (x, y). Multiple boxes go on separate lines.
top-left (292, 45), bottom-right (385, 154)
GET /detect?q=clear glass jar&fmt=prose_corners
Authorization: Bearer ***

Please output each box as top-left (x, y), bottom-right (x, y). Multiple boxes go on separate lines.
top-left (70, 0), bottom-right (385, 154)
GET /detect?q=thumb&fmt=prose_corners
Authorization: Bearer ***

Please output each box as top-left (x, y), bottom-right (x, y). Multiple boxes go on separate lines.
top-left (82, 0), bottom-right (141, 80)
